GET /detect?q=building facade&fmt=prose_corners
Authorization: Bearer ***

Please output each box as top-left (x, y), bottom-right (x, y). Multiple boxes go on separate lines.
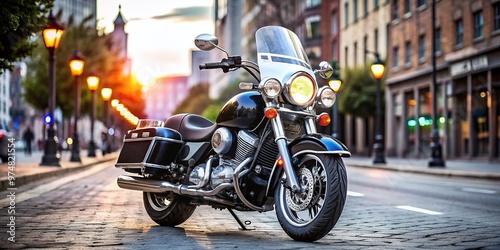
top-left (53, 0), bottom-right (97, 28)
top-left (339, 0), bottom-right (391, 155)
top-left (144, 76), bottom-right (188, 120)
top-left (386, 0), bottom-right (500, 161)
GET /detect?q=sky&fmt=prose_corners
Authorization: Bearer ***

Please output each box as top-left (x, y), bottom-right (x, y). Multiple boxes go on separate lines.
top-left (96, 0), bottom-right (214, 83)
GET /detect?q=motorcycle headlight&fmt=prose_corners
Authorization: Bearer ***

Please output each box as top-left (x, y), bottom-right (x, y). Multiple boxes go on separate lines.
top-left (260, 78), bottom-right (282, 98)
top-left (286, 74), bottom-right (316, 106)
top-left (317, 86), bottom-right (336, 108)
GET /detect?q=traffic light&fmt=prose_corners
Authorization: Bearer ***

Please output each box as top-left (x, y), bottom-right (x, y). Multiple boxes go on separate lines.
top-left (44, 113), bottom-right (53, 124)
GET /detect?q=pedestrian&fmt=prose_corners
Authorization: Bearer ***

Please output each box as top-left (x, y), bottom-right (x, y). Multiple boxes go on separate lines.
top-left (22, 125), bottom-right (34, 155)
top-left (101, 132), bottom-right (109, 156)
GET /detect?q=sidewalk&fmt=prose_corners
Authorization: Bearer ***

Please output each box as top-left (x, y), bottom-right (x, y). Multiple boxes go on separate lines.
top-left (0, 149), bottom-right (119, 191)
top-left (344, 156), bottom-right (500, 180)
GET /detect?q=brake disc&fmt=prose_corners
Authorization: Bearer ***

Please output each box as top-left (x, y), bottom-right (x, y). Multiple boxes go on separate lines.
top-left (285, 167), bottom-right (315, 211)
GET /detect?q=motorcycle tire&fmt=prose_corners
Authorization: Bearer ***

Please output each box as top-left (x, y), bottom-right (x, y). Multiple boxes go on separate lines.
top-left (275, 154), bottom-right (347, 242)
top-left (143, 192), bottom-right (197, 226)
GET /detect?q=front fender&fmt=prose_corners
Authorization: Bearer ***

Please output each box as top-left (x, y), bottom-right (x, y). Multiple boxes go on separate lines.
top-left (265, 134), bottom-right (350, 197)
top-left (289, 134), bottom-right (351, 157)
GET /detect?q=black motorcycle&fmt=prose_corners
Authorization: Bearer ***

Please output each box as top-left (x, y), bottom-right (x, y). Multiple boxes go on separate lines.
top-left (115, 25), bottom-right (350, 242)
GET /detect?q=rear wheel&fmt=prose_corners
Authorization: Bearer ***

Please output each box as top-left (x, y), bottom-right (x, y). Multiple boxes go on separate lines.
top-left (275, 154), bottom-right (347, 242)
top-left (143, 192), bottom-right (197, 226)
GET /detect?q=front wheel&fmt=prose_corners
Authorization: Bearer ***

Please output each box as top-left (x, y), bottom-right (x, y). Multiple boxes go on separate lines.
top-left (143, 192), bottom-right (197, 226)
top-left (275, 154), bottom-right (347, 242)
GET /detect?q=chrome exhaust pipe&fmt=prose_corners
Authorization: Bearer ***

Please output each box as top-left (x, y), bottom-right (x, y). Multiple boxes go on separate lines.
top-left (117, 175), bottom-right (232, 196)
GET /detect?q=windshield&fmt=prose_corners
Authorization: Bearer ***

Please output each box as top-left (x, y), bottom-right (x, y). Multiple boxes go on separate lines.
top-left (256, 26), bottom-right (314, 82)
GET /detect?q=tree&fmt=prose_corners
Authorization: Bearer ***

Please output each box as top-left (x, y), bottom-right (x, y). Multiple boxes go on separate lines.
top-left (0, 0), bottom-right (53, 72)
top-left (22, 12), bottom-right (146, 122)
top-left (337, 66), bottom-right (385, 119)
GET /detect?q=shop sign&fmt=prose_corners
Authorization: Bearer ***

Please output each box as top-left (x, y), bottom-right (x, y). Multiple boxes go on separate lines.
top-left (450, 56), bottom-right (488, 76)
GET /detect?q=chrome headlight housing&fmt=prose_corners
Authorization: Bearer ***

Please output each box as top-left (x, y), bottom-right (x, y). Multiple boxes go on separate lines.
top-left (316, 86), bottom-right (336, 108)
top-left (285, 73), bottom-right (317, 106)
top-left (259, 78), bottom-right (282, 98)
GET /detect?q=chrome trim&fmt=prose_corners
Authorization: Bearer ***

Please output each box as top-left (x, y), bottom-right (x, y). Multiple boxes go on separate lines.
top-left (270, 113), bottom-right (300, 192)
top-left (187, 156), bottom-right (216, 189)
top-left (292, 150), bottom-right (351, 157)
top-left (304, 117), bottom-right (317, 134)
top-left (124, 136), bottom-right (183, 144)
top-left (117, 175), bottom-right (233, 197)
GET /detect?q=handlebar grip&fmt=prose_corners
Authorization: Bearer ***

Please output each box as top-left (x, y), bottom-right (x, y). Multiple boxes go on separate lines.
top-left (199, 62), bottom-right (225, 70)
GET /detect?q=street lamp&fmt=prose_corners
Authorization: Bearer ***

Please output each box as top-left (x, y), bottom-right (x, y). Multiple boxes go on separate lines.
top-left (428, 0), bottom-right (445, 167)
top-left (101, 88), bottom-right (112, 154)
top-left (86, 73), bottom-right (99, 157)
top-left (329, 78), bottom-right (342, 139)
top-left (41, 10), bottom-right (64, 167)
top-left (367, 50), bottom-right (386, 164)
top-left (69, 50), bottom-right (85, 162)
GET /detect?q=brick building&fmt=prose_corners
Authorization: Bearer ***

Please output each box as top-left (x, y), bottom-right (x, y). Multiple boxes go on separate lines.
top-left (386, 0), bottom-right (500, 160)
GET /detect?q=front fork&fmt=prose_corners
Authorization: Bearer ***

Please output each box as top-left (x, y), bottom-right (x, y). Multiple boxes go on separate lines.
top-left (270, 113), bottom-right (316, 193)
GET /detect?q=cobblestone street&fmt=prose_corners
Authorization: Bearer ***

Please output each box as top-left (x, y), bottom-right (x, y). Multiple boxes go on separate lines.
top-left (1, 163), bottom-right (499, 249)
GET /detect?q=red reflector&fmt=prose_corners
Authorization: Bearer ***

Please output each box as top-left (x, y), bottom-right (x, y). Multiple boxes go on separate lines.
top-left (0, 131), bottom-right (3, 138)
top-left (318, 113), bottom-right (331, 126)
top-left (264, 108), bottom-right (278, 119)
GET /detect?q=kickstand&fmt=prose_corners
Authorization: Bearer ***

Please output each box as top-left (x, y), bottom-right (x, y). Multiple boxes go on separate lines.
top-left (227, 208), bottom-right (252, 230)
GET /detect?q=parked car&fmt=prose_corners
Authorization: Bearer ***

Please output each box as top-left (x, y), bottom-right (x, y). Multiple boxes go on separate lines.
top-left (0, 122), bottom-right (14, 163)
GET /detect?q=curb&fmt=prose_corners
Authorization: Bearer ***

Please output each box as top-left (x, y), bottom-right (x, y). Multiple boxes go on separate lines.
top-left (0, 155), bottom-right (117, 191)
top-left (347, 163), bottom-right (500, 181)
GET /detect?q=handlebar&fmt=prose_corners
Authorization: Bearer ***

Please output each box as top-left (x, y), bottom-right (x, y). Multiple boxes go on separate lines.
top-left (199, 56), bottom-right (242, 73)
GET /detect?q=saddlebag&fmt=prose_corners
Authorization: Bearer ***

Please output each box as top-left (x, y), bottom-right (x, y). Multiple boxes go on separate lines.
top-left (115, 127), bottom-right (183, 174)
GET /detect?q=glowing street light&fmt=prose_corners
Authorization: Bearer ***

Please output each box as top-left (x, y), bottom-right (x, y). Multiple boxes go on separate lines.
top-left (69, 50), bottom-right (85, 162)
top-left (86, 72), bottom-right (99, 157)
top-left (40, 10), bottom-right (64, 167)
top-left (366, 50), bottom-right (386, 164)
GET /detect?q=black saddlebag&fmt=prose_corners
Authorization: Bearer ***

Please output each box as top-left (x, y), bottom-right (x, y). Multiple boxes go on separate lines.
top-left (115, 127), bottom-right (183, 173)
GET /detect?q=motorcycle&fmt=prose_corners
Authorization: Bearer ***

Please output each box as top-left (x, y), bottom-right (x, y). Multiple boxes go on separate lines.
top-left (115, 26), bottom-right (350, 242)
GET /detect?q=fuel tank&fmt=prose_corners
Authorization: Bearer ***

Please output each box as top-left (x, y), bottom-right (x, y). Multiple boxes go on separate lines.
top-left (216, 91), bottom-right (265, 130)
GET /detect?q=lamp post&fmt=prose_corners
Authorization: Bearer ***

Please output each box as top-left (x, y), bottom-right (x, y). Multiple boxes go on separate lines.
top-left (329, 79), bottom-right (342, 139)
top-left (86, 73), bottom-right (99, 157)
top-left (101, 88), bottom-right (112, 154)
top-left (69, 50), bottom-right (85, 162)
top-left (40, 11), bottom-right (64, 166)
top-left (428, 0), bottom-right (445, 167)
top-left (367, 50), bottom-right (386, 164)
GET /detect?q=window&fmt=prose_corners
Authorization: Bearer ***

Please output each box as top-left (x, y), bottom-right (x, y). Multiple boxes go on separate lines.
top-left (473, 11), bottom-right (484, 39)
top-left (344, 46), bottom-right (349, 66)
top-left (354, 41), bottom-right (358, 66)
top-left (405, 41), bottom-right (411, 65)
top-left (393, 46), bottom-right (399, 68)
top-left (345, 2), bottom-right (349, 27)
top-left (417, 0), bottom-right (426, 8)
top-left (331, 12), bottom-right (339, 35)
top-left (306, 0), bottom-right (321, 8)
top-left (305, 15), bottom-right (321, 39)
top-left (418, 35), bottom-right (426, 61)
top-left (332, 41), bottom-right (339, 60)
top-left (374, 28), bottom-right (379, 52)
top-left (455, 19), bottom-right (463, 45)
top-left (392, 0), bottom-right (399, 20)
top-left (374, 0), bottom-right (379, 9)
top-left (494, 3), bottom-right (500, 31)
top-left (354, 0), bottom-right (358, 22)
top-left (404, 0), bottom-right (411, 14)
top-left (435, 28), bottom-right (441, 53)
top-left (364, 35), bottom-right (368, 63)
top-left (364, 0), bottom-right (368, 17)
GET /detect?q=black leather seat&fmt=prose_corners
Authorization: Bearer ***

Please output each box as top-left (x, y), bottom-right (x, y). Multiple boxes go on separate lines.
top-left (164, 114), bottom-right (217, 142)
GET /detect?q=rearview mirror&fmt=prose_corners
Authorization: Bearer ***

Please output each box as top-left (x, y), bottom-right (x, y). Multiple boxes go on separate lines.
top-left (194, 34), bottom-right (219, 51)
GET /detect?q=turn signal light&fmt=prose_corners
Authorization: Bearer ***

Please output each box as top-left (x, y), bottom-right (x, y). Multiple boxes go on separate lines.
top-left (265, 107), bottom-right (278, 119)
top-left (277, 157), bottom-right (284, 167)
top-left (318, 113), bottom-right (331, 126)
